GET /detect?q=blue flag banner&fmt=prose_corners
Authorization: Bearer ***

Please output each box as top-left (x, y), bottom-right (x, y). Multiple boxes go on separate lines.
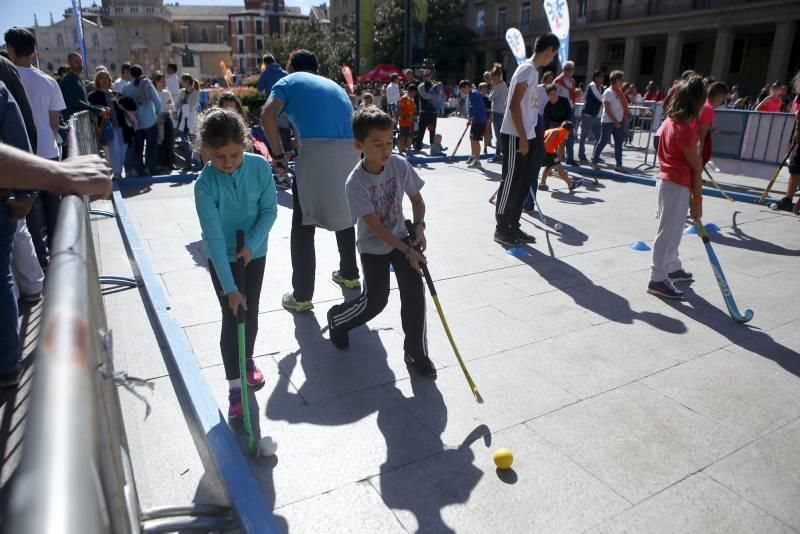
top-left (543, 0), bottom-right (570, 66)
top-left (71, 0), bottom-right (87, 73)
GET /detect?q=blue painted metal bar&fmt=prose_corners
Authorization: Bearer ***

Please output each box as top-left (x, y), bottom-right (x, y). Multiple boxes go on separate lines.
top-left (111, 186), bottom-right (280, 534)
top-left (567, 165), bottom-right (779, 205)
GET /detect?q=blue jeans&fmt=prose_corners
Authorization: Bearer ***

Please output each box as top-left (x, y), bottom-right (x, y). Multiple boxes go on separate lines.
top-left (134, 124), bottom-right (160, 176)
top-left (592, 122), bottom-right (623, 167)
top-left (578, 114), bottom-right (601, 160)
top-left (492, 112), bottom-right (504, 158)
top-left (565, 108), bottom-right (576, 163)
top-left (0, 201), bottom-right (20, 376)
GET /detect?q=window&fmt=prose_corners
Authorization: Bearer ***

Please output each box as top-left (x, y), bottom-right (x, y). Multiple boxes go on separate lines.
top-left (520, 3), bottom-right (530, 30)
top-left (92, 33), bottom-right (100, 49)
top-left (284, 22), bottom-right (289, 34)
top-left (256, 38), bottom-right (263, 51)
top-left (607, 0), bottom-right (621, 20)
top-left (201, 27), bottom-right (209, 42)
top-left (497, 7), bottom-right (507, 33)
top-left (237, 20), bottom-right (243, 34)
top-left (181, 25), bottom-right (188, 43)
top-left (238, 39), bottom-right (244, 54)
top-left (130, 7), bottom-right (138, 14)
top-left (146, 7), bottom-right (154, 13)
top-left (577, 0), bottom-right (588, 18)
top-left (729, 38), bottom-right (746, 74)
top-left (640, 46), bottom-right (656, 75)
top-left (680, 42), bottom-right (697, 72)
top-left (115, 7), bottom-right (123, 14)
top-left (239, 57), bottom-right (245, 73)
top-left (607, 41), bottom-right (625, 63)
top-left (476, 10), bottom-right (485, 30)
top-left (56, 33), bottom-right (64, 48)
top-left (217, 26), bottom-right (224, 43)
top-left (256, 20), bottom-right (263, 34)
top-left (692, 0), bottom-right (710, 8)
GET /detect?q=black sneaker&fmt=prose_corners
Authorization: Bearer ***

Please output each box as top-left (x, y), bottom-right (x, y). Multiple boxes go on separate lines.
top-left (404, 353), bottom-right (437, 379)
top-left (647, 280), bottom-right (685, 300)
top-left (327, 307), bottom-right (349, 349)
top-left (668, 269), bottom-right (693, 282)
top-left (512, 228), bottom-right (537, 243)
top-left (494, 230), bottom-right (520, 247)
top-left (776, 196), bottom-right (794, 212)
top-left (568, 177), bottom-right (584, 192)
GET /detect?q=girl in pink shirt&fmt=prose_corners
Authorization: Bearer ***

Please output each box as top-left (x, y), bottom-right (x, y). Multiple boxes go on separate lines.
top-left (697, 82), bottom-right (729, 165)
top-left (648, 75), bottom-right (706, 300)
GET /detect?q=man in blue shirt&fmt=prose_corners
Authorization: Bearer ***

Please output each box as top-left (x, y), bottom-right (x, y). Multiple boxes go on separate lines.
top-left (260, 49), bottom-right (360, 313)
top-left (256, 54), bottom-right (292, 160)
top-left (460, 80), bottom-right (488, 169)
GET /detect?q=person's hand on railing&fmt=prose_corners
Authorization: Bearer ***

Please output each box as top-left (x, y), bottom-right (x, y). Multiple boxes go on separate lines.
top-left (53, 154), bottom-right (112, 199)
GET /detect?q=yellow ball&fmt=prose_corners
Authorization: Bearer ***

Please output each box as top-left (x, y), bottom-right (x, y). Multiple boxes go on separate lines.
top-left (493, 448), bottom-right (513, 470)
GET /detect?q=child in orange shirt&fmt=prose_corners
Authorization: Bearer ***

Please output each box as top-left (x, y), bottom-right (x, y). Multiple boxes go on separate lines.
top-left (397, 84), bottom-right (417, 155)
top-left (537, 121), bottom-right (583, 191)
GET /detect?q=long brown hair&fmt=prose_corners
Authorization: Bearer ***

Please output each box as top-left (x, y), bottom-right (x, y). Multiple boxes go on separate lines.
top-left (665, 75), bottom-right (705, 122)
top-left (181, 73), bottom-right (200, 92)
top-left (217, 92), bottom-right (247, 121)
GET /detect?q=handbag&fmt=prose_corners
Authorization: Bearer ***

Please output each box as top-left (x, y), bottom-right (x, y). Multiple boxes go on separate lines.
top-left (98, 118), bottom-right (114, 145)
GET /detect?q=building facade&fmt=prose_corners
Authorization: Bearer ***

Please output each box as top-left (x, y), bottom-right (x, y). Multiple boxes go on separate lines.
top-left (33, 14), bottom-right (119, 75)
top-left (167, 5), bottom-right (240, 81)
top-left (465, 0), bottom-right (799, 96)
top-left (229, 0), bottom-right (308, 75)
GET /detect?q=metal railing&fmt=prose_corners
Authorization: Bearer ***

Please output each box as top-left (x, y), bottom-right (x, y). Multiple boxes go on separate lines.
top-left (5, 114), bottom-right (140, 534)
top-left (3, 112), bottom-right (239, 533)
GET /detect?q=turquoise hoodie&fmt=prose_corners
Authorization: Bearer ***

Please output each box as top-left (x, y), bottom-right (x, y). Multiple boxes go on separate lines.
top-left (194, 153), bottom-right (277, 294)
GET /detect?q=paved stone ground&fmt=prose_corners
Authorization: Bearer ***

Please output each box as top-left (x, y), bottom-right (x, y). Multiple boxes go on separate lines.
top-left (92, 116), bottom-right (799, 533)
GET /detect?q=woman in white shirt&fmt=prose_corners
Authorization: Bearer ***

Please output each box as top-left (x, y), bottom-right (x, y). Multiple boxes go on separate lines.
top-left (152, 71), bottom-right (175, 171)
top-left (591, 70), bottom-right (627, 172)
top-left (174, 73), bottom-right (201, 171)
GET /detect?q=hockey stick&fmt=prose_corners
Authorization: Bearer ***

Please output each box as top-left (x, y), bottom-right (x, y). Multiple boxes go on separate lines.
top-left (691, 217), bottom-right (754, 323)
top-left (758, 143), bottom-right (796, 204)
top-left (235, 230), bottom-right (258, 454)
top-left (448, 121), bottom-right (470, 162)
top-left (703, 168), bottom-right (735, 203)
top-left (405, 221), bottom-right (483, 403)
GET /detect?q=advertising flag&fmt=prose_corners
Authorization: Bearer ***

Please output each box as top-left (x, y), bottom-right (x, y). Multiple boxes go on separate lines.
top-left (543, 0), bottom-right (570, 66)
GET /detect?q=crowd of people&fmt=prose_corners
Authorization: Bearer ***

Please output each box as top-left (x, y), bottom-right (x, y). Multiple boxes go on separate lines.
top-left (1, 24), bottom-right (799, 427)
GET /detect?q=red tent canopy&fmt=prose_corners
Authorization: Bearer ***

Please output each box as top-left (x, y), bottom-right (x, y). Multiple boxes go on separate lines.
top-left (356, 64), bottom-right (404, 82)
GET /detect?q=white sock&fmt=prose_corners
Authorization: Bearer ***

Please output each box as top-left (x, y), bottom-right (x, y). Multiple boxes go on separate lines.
top-left (229, 380), bottom-right (240, 391)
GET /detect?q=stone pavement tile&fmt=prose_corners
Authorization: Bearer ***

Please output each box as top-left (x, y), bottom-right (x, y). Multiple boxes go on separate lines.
top-left (105, 300), bottom-right (169, 380)
top-left (121, 373), bottom-right (227, 510)
top-left (723, 319), bottom-right (800, 378)
top-left (388, 350), bottom-right (577, 448)
top-left (372, 424), bottom-right (628, 534)
top-left (554, 245), bottom-right (654, 282)
top-left (507, 324), bottom-right (681, 399)
top-left (423, 305), bottom-right (543, 364)
top-left (643, 349), bottom-right (800, 440)
top-left (167, 290), bottom-right (226, 327)
top-left (424, 270), bottom-right (529, 315)
top-left (275, 481), bottom-right (406, 534)
top-left (498, 261), bottom-right (587, 295)
top-left (257, 383), bottom-right (442, 508)
top-left (160, 266), bottom-right (212, 297)
top-left (706, 419), bottom-right (800, 531)
top-left (588, 473), bottom-right (792, 534)
top-left (528, 382), bottom-right (741, 503)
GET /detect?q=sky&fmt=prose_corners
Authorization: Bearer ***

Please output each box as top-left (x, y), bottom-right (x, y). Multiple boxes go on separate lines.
top-left (1, 0), bottom-right (314, 41)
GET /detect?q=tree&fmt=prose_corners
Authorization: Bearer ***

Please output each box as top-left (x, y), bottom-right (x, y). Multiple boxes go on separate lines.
top-left (263, 19), bottom-right (355, 82)
top-left (374, 0), bottom-right (405, 67)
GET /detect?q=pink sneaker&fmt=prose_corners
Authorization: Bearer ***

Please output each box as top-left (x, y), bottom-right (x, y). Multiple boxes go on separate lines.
top-left (228, 388), bottom-right (243, 419)
top-left (246, 359), bottom-right (265, 390)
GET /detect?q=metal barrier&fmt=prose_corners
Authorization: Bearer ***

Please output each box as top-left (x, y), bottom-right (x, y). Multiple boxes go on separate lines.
top-left (4, 112), bottom-right (238, 533)
top-left (574, 101), bottom-right (661, 168)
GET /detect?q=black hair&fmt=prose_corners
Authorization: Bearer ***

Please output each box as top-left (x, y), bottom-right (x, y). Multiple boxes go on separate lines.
top-left (534, 33), bottom-right (560, 54)
top-left (4, 27), bottom-right (36, 57)
top-left (390, 74), bottom-right (399, 82)
top-left (197, 107), bottom-right (249, 149)
top-left (151, 70), bottom-right (165, 83)
top-left (458, 79), bottom-right (472, 89)
top-left (707, 81), bottom-right (729, 100)
top-left (289, 49), bottom-right (318, 73)
top-left (546, 84), bottom-right (558, 94)
top-left (130, 64), bottom-right (143, 78)
top-left (593, 70), bottom-right (604, 81)
top-left (407, 83), bottom-right (417, 91)
top-left (121, 62), bottom-right (131, 74)
top-left (217, 92), bottom-right (247, 120)
top-left (167, 63), bottom-right (178, 73)
top-left (263, 54), bottom-right (275, 65)
top-left (352, 106), bottom-right (394, 142)
top-left (666, 75), bottom-right (706, 121)
top-left (560, 120), bottom-right (574, 131)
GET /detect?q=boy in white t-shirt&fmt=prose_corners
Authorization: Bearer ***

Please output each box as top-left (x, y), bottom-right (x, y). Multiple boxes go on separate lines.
top-left (591, 70), bottom-right (627, 172)
top-left (386, 74), bottom-right (401, 119)
top-left (495, 33), bottom-right (560, 247)
top-left (327, 107), bottom-right (435, 378)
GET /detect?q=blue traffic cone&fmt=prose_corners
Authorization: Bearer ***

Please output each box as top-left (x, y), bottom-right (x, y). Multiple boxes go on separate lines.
top-left (630, 241), bottom-right (651, 251)
top-left (506, 246), bottom-right (529, 257)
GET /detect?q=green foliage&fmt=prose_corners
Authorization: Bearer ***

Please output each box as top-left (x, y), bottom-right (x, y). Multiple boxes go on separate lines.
top-left (263, 19), bottom-right (355, 82)
top-left (374, 0), bottom-right (405, 67)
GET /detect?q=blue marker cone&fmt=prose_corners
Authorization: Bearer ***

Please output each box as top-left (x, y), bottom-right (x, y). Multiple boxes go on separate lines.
top-left (630, 241), bottom-right (651, 251)
top-left (506, 246), bottom-right (529, 257)
top-left (704, 223), bottom-right (720, 233)
top-left (683, 225), bottom-right (699, 235)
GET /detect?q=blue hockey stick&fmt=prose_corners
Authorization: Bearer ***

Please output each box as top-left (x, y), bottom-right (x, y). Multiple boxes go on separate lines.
top-left (693, 217), bottom-right (753, 323)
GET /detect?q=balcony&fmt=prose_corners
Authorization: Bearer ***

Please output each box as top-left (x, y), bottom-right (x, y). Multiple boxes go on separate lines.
top-left (474, 18), bottom-right (549, 40)
top-left (575, 0), bottom-right (739, 26)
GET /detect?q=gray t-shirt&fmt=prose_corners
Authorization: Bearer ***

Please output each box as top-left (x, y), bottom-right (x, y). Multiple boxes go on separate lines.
top-left (346, 155), bottom-right (425, 255)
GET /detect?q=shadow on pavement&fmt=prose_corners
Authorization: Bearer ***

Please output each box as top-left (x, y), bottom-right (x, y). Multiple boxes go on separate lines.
top-left (265, 311), bottom-right (484, 532)
top-left (709, 211), bottom-right (800, 257)
top-left (667, 289), bottom-right (800, 378)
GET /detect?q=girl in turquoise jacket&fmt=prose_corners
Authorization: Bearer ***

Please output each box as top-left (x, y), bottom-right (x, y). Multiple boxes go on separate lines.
top-left (194, 108), bottom-right (277, 418)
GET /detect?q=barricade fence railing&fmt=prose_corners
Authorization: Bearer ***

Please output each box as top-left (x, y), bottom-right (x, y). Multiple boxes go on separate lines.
top-left (5, 111), bottom-right (141, 533)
